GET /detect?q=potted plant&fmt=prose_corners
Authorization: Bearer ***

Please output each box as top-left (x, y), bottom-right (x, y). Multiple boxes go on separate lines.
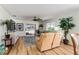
top-left (1, 19), bottom-right (15, 38)
top-left (59, 17), bottom-right (75, 44)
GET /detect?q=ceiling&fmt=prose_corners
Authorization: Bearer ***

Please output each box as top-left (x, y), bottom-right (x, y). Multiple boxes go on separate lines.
top-left (1, 4), bottom-right (79, 20)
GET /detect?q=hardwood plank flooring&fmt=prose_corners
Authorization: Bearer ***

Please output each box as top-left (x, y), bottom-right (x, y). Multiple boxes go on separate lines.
top-left (43, 49), bottom-right (57, 55)
top-left (8, 37), bottom-right (76, 55)
top-left (61, 43), bottom-right (74, 54)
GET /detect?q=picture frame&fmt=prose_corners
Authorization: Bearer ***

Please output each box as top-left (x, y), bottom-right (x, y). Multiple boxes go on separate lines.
top-left (15, 23), bottom-right (24, 31)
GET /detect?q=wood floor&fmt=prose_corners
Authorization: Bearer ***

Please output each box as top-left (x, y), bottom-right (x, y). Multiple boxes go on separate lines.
top-left (8, 37), bottom-right (75, 55)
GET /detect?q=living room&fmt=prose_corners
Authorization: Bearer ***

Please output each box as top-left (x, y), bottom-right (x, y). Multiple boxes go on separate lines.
top-left (0, 4), bottom-right (79, 55)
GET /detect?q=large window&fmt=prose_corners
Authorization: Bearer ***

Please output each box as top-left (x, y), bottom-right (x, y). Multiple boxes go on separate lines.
top-left (46, 22), bottom-right (59, 32)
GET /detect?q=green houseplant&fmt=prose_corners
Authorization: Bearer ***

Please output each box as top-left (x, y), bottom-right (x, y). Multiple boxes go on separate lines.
top-left (1, 19), bottom-right (15, 38)
top-left (59, 17), bottom-right (75, 44)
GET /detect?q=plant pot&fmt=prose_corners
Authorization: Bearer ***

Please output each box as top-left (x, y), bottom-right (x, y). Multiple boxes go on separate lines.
top-left (5, 34), bottom-right (10, 38)
top-left (63, 39), bottom-right (69, 45)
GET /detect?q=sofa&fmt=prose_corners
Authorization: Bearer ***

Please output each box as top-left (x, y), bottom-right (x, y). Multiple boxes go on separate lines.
top-left (36, 32), bottom-right (62, 52)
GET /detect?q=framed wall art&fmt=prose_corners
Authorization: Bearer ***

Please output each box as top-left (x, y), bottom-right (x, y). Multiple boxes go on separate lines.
top-left (15, 23), bottom-right (24, 31)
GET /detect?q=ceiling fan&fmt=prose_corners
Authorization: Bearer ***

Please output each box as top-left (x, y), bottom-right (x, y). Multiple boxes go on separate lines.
top-left (33, 16), bottom-right (42, 21)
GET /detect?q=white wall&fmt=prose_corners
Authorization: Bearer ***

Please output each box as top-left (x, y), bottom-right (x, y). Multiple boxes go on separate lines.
top-left (0, 6), bottom-right (11, 45)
